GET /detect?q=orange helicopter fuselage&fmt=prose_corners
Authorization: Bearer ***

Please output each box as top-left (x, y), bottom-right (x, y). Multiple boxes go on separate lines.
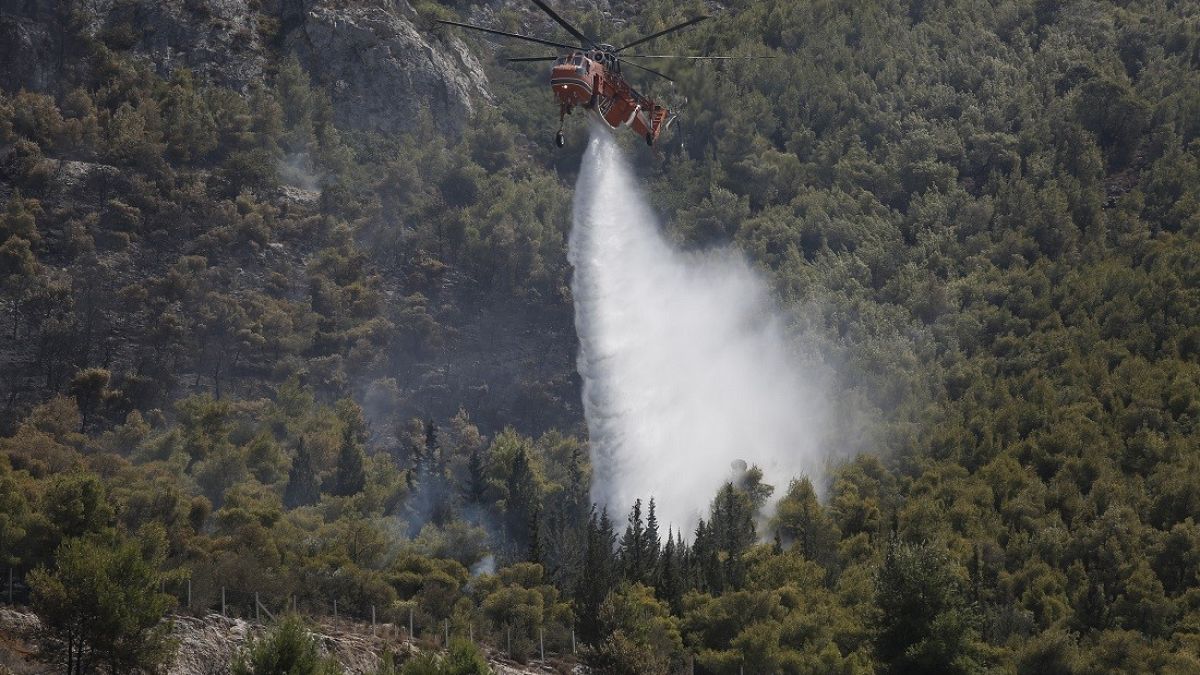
top-left (550, 51), bottom-right (671, 145)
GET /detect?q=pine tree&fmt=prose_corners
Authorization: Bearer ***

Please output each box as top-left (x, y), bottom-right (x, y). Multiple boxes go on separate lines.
top-left (30, 530), bottom-right (176, 675)
top-left (284, 439), bottom-right (319, 508)
top-left (503, 447), bottom-right (539, 559)
top-left (397, 417), bottom-right (425, 469)
top-left (620, 498), bottom-right (645, 583)
top-left (332, 426), bottom-right (365, 497)
top-left (576, 507), bottom-right (618, 646)
top-left (772, 477), bottom-right (838, 570)
top-left (644, 497), bottom-right (661, 584)
top-left (708, 483), bottom-right (755, 590)
top-left (692, 518), bottom-right (724, 593)
top-left (0, 190), bottom-right (41, 245)
top-left (412, 418), bottom-right (454, 528)
top-left (874, 537), bottom-right (983, 672)
top-left (657, 526), bottom-right (683, 614)
top-left (464, 447), bottom-right (488, 505)
top-left (528, 504), bottom-right (543, 564)
top-left (424, 418), bottom-right (441, 469)
top-left (564, 447), bottom-right (587, 522)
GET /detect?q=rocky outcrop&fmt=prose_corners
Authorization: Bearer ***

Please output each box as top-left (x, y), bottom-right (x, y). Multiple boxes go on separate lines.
top-left (0, 7), bottom-right (59, 94)
top-left (287, 0), bottom-right (491, 136)
top-left (0, 608), bottom-right (582, 675)
top-left (0, 0), bottom-right (274, 92)
top-left (0, 0), bottom-right (490, 136)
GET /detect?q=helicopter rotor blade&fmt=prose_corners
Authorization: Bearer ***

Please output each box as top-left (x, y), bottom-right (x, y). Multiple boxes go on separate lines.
top-left (622, 54), bottom-right (777, 59)
top-left (437, 20), bottom-right (581, 51)
top-left (617, 16), bottom-right (709, 52)
top-left (507, 56), bottom-right (561, 62)
top-left (528, 0), bottom-right (598, 48)
top-left (619, 58), bottom-right (675, 82)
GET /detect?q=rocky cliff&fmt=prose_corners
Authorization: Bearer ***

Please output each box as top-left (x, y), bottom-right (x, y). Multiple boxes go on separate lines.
top-left (0, 0), bottom-right (490, 135)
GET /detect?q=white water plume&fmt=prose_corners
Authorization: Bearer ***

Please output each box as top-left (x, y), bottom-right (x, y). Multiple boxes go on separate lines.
top-left (569, 130), bottom-right (828, 534)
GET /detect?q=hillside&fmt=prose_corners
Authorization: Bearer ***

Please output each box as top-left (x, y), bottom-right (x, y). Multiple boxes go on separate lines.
top-left (2, 0), bottom-right (1200, 673)
top-left (0, 607), bottom-right (582, 675)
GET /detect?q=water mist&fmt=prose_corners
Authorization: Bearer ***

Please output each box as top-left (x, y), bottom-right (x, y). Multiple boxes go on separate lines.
top-left (569, 130), bottom-right (827, 533)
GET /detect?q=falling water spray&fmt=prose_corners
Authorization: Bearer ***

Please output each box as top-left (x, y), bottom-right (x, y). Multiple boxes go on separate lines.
top-left (569, 130), bottom-right (828, 533)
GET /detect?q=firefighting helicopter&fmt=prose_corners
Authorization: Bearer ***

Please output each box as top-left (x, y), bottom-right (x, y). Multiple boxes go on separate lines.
top-left (438, 0), bottom-right (760, 147)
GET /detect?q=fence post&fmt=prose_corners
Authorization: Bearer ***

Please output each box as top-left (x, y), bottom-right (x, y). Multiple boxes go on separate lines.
top-left (371, 605), bottom-right (376, 636)
top-left (571, 629), bottom-right (576, 655)
top-left (333, 599), bottom-right (337, 620)
top-left (469, 623), bottom-right (473, 644)
top-left (444, 618), bottom-right (449, 646)
top-left (7, 567), bottom-right (12, 605)
top-left (221, 587), bottom-right (226, 617)
top-left (507, 625), bottom-right (512, 656)
top-left (408, 606), bottom-right (413, 640)
top-left (539, 627), bottom-right (544, 661)
top-left (255, 592), bottom-right (260, 622)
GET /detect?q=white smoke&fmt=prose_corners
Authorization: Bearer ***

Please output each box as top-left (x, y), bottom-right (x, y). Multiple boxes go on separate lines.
top-left (569, 129), bottom-right (828, 534)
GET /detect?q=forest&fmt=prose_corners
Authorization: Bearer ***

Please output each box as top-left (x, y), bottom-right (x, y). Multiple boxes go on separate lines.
top-left (2, 0), bottom-right (1200, 673)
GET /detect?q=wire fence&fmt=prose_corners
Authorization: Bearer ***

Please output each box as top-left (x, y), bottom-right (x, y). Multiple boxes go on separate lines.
top-left (5, 565), bottom-right (747, 675)
top-left (2, 566), bottom-right (581, 666)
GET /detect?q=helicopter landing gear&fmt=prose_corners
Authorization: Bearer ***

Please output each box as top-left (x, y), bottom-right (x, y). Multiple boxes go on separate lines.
top-left (645, 132), bottom-right (654, 147)
top-left (555, 130), bottom-right (565, 147)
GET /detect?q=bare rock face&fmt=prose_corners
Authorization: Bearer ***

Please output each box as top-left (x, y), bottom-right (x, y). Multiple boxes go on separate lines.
top-left (288, 0), bottom-right (491, 136)
top-left (82, 0), bottom-right (272, 88)
top-left (0, 0), bottom-right (489, 137)
top-left (0, 0), bottom-right (273, 92)
top-left (0, 0), bottom-right (62, 94)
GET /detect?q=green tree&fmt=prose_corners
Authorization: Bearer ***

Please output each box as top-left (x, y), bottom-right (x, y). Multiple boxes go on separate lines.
top-left (29, 529), bottom-right (176, 675)
top-left (500, 445), bottom-right (540, 560)
top-left (576, 508), bottom-right (618, 645)
top-left (0, 190), bottom-right (40, 244)
top-left (43, 472), bottom-right (113, 546)
top-left (332, 428), bottom-right (366, 497)
top-left (619, 499), bottom-right (647, 584)
top-left (874, 539), bottom-right (983, 674)
top-left (772, 477), bottom-right (839, 570)
top-left (463, 447), bottom-right (487, 506)
top-left (706, 483), bottom-right (757, 590)
top-left (0, 458), bottom-right (32, 567)
top-left (68, 368), bottom-right (112, 432)
top-left (590, 583), bottom-right (683, 675)
top-left (284, 439), bottom-right (320, 508)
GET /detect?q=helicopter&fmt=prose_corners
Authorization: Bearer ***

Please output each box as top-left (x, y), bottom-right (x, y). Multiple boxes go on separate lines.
top-left (438, 0), bottom-right (754, 148)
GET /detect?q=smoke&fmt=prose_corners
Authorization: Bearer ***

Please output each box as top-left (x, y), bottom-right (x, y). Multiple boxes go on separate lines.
top-left (569, 130), bottom-right (828, 534)
top-left (470, 554), bottom-right (497, 577)
top-left (279, 152), bottom-right (322, 191)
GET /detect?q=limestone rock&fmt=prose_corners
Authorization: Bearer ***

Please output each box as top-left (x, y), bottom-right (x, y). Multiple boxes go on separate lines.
top-left (0, 0), bottom-right (490, 136)
top-left (287, 0), bottom-right (491, 136)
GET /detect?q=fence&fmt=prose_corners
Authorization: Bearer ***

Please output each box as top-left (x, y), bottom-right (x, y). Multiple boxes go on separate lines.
top-left (3, 566), bottom-right (579, 665)
top-left (3, 566), bottom-right (741, 675)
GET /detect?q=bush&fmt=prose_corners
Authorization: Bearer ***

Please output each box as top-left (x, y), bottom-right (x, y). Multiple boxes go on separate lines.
top-left (232, 616), bottom-right (342, 675)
